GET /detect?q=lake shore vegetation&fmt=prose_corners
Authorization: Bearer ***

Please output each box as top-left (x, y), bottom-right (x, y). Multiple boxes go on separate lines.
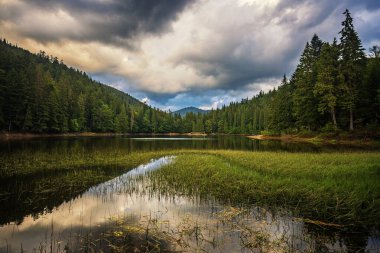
top-left (1, 149), bottom-right (379, 228)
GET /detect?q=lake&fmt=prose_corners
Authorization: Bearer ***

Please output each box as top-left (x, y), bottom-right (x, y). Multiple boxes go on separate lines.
top-left (0, 135), bottom-right (379, 252)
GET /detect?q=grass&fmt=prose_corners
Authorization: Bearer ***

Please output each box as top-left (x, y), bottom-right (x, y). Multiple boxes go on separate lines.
top-left (150, 150), bottom-right (380, 227)
top-left (1, 148), bottom-right (379, 252)
top-left (0, 149), bottom-right (168, 178)
top-left (1, 148), bottom-right (379, 228)
top-left (0, 150), bottom-right (170, 225)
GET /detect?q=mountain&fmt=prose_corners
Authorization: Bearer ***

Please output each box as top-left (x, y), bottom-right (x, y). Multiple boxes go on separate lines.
top-left (172, 107), bottom-right (208, 117)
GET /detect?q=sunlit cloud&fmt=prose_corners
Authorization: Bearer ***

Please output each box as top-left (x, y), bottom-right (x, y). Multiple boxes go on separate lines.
top-left (0, 0), bottom-right (379, 109)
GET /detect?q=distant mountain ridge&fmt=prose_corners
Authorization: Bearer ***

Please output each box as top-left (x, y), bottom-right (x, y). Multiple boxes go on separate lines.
top-left (173, 107), bottom-right (209, 117)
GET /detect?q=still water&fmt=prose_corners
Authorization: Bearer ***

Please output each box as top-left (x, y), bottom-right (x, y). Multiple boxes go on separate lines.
top-left (0, 136), bottom-right (379, 252)
top-left (1, 135), bottom-right (378, 154)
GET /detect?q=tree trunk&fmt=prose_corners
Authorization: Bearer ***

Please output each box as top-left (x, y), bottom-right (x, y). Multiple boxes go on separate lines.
top-left (331, 108), bottom-right (337, 127)
top-left (349, 109), bottom-right (354, 131)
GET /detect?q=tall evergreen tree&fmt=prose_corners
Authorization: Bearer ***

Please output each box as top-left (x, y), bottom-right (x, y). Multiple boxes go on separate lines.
top-left (292, 34), bottom-right (323, 130)
top-left (268, 75), bottom-right (294, 132)
top-left (339, 9), bottom-right (365, 131)
top-left (369, 45), bottom-right (380, 58)
top-left (314, 39), bottom-right (340, 127)
top-left (360, 45), bottom-right (380, 125)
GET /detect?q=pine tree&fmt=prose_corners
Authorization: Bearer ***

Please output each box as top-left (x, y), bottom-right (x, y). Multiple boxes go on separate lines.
top-left (268, 75), bottom-right (294, 132)
top-left (0, 68), bottom-right (6, 126)
top-left (151, 110), bottom-right (158, 133)
top-left (292, 35), bottom-right (323, 130)
top-left (339, 9), bottom-right (365, 131)
top-left (240, 109), bottom-right (246, 133)
top-left (314, 39), bottom-right (340, 127)
top-left (369, 45), bottom-right (380, 58)
top-left (360, 46), bottom-right (380, 124)
top-left (115, 105), bottom-right (129, 133)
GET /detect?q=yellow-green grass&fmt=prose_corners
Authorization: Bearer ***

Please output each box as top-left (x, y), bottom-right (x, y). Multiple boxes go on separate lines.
top-left (0, 150), bottom-right (171, 224)
top-left (150, 150), bottom-right (380, 227)
top-left (1, 149), bottom-right (379, 227)
top-left (0, 150), bottom-right (169, 178)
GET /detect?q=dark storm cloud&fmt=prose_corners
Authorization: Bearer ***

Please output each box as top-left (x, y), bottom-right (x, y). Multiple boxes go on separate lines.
top-left (0, 0), bottom-right (195, 47)
top-left (1, 0), bottom-right (379, 110)
top-left (178, 55), bottom-right (284, 91)
top-left (168, 0), bottom-right (380, 95)
top-left (349, 0), bottom-right (380, 10)
top-left (275, 0), bottom-right (336, 28)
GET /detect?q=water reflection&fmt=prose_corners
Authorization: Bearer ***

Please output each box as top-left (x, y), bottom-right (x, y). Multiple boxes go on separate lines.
top-left (129, 137), bottom-right (214, 140)
top-left (1, 135), bottom-right (378, 154)
top-left (0, 157), bottom-right (378, 252)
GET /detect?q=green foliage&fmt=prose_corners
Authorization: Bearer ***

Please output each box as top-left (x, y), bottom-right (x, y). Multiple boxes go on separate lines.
top-left (292, 35), bottom-right (323, 130)
top-left (268, 75), bottom-right (294, 132)
top-left (339, 9), bottom-right (366, 131)
top-left (314, 39), bottom-right (340, 126)
top-left (359, 56), bottom-right (380, 125)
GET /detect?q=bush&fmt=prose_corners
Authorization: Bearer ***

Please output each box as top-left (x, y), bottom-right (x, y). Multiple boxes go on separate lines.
top-left (320, 123), bottom-right (339, 133)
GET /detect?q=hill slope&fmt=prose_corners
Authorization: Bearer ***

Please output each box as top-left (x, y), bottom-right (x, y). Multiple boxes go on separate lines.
top-left (0, 39), bottom-right (171, 133)
top-left (173, 107), bottom-right (208, 117)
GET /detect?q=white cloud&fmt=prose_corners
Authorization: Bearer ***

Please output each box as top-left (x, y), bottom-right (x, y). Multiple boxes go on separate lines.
top-left (141, 97), bottom-right (150, 104)
top-left (0, 0), bottom-right (314, 95)
top-left (1, 0), bottom-right (379, 109)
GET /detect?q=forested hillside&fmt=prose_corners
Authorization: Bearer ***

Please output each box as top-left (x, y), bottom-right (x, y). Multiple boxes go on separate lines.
top-left (0, 39), bottom-right (179, 133)
top-left (172, 107), bottom-right (208, 117)
top-left (0, 10), bottom-right (379, 135)
top-left (0, 39), bottom-right (211, 134)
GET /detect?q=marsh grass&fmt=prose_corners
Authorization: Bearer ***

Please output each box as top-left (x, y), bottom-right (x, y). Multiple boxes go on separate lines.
top-left (0, 149), bottom-right (168, 178)
top-left (150, 150), bottom-right (380, 227)
top-left (0, 150), bottom-right (169, 225)
top-left (1, 149), bottom-right (379, 228)
top-left (1, 149), bottom-right (379, 252)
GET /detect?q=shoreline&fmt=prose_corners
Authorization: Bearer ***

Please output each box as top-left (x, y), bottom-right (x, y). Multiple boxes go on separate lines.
top-left (248, 134), bottom-right (378, 145)
top-left (1, 132), bottom-right (378, 146)
top-left (0, 132), bottom-right (208, 140)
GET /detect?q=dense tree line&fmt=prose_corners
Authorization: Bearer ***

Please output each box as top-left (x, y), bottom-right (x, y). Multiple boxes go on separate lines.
top-left (0, 10), bottom-right (379, 134)
top-left (183, 10), bottom-right (380, 134)
top-left (0, 39), bottom-right (185, 133)
top-left (0, 38), bottom-right (224, 134)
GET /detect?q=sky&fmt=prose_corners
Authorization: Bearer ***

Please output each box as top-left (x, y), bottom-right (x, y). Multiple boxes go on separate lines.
top-left (0, 0), bottom-right (379, 111)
